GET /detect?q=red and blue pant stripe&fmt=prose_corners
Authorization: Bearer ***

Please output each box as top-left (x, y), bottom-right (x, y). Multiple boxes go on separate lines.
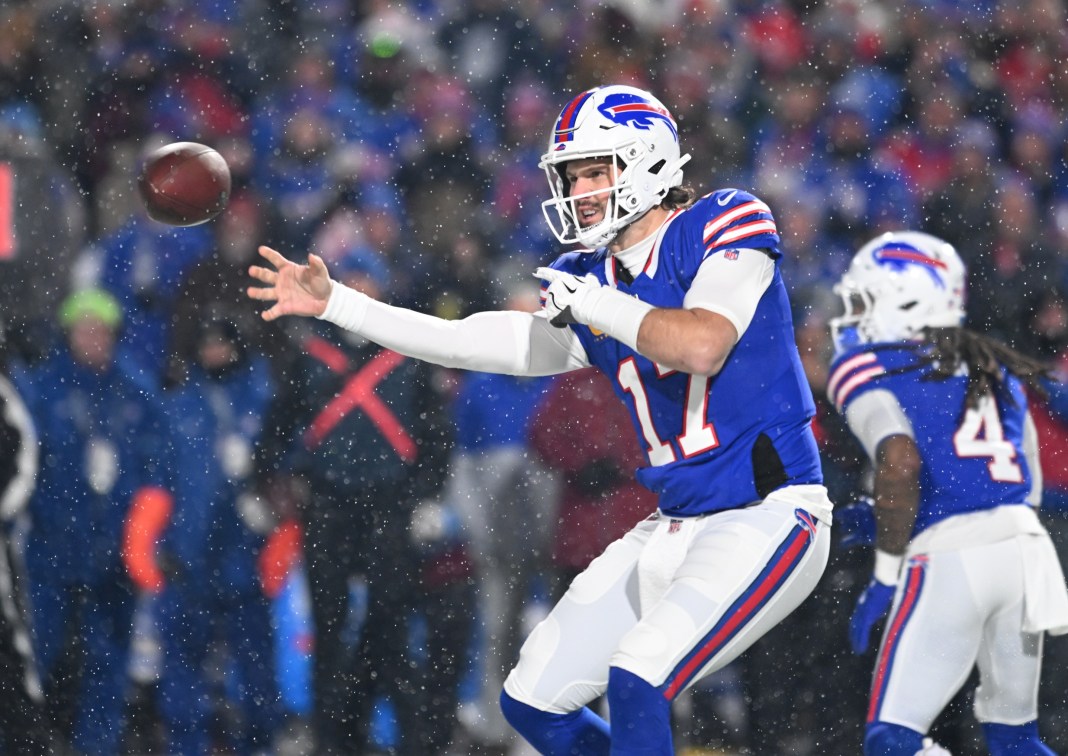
top-left (660, 510), bottom-right (818, 700)
top-left (867, 557), bottom-right (929, 723)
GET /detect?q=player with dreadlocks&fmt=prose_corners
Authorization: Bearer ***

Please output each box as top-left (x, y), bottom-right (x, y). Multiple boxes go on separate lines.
top-left (921, 326), bottom-right (1050, 408)
top-left (827, 230), bottom-right (1068, 756)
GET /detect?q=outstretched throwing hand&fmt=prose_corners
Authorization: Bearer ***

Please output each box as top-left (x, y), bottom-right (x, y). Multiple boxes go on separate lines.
top-left (247, 246), bottom-right (333, 321)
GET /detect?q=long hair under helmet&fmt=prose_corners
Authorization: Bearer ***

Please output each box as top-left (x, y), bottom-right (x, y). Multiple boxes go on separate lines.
top-left (539, 85), bottom-right (692, 249)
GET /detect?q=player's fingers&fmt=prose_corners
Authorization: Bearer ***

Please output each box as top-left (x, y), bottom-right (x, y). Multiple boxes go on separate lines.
top-left (258, 245), bottom-right (288, 268)
top-left (307, 253), bottom-right (329, 276)
top-left (248, 265), bottom-right (277, 284)
top-left (533, 267), bottom-right (561, 282)
top-left (261, 306), bottom-right (281, 322)
top-left (246, 285), bottom-right (278, 302)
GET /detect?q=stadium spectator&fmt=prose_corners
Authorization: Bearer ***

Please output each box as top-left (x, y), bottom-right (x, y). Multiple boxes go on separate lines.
top-left (490, 78), bottom-right (561, 261)
top-left (86, 171), bottom-right (215, 384)
top-left (529, 368), bottom-right (657, 598)
top-left (921, 120), bottom-right (1002, 260)
top-left (168, 189), bottom-right (292, 385)
top-left (0, 103), bottom-right (86, 364)
top-left (255, 248), bottom-right (458, 754)
top-left (141, 315), bottom-right (282, 755)
top-left (446, 279), bottom-right (556, 751)
top-left (966, 176), bottom-right (1056, 348)
top-left (13, 289), bottom-right (170, 755)
top-left (437, 0), bottom-right (558, 117)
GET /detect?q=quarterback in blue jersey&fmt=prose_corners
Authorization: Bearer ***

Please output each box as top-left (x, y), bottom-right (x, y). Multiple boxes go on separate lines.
top-left (248, 84), bottom-right (832, 755)
top-left (828, 231), bottom-right (1068, 756)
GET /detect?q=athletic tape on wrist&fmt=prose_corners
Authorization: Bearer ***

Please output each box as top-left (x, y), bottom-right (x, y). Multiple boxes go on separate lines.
top-left (874, 549), bottom-right (903, 585)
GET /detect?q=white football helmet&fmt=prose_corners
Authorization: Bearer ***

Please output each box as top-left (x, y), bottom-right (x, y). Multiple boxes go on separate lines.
top-left (831, 230), bottom-right (966, 352)
top-left (539, 85), bottom-right (691, 249)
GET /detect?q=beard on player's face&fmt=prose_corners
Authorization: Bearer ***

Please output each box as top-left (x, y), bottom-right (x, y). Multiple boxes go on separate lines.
top-left (574, 194), bottom-right (610, 228)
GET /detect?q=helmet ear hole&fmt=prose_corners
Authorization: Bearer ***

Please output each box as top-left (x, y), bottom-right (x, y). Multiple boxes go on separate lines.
top-left (648, 159), bottom-right (666, 175)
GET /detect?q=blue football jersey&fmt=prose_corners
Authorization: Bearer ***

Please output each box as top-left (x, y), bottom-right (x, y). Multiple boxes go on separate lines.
top-left (828, 342), bottom-right (1034, 535)
top-left (539, 188), bottom-right (822, 517)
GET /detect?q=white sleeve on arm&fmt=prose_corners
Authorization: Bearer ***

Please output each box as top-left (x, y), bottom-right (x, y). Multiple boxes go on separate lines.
top-left (683, 248), bottom-right (776, 339)
top-left (318, 281), bottom-right (588, 376)
top-left (1023, 409), bottom-right (1043, 507)
top-left (844, 388), bottom-right (915, 461)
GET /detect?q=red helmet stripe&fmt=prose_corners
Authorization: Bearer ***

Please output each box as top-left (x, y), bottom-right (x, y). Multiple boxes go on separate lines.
top-left (876, 248), bottom-right (948, 269)
top-left (554, 91), bottom-right (594, 143)
top-left (608, 102), bottom-right (675, 125)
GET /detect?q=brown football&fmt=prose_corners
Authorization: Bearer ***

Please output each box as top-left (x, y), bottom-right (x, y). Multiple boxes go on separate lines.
top-left (137, 142), bottom-right (231, 226)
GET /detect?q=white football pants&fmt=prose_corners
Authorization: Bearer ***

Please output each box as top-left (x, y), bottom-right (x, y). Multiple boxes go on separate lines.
top-left (868, 537), bottom-right (1046, 731)
top-left (503, 485), bottom-right (832, 712)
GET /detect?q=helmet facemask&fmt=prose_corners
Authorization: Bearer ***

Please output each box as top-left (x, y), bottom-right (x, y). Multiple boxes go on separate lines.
top-left (542, 141), bottom-right (651, 249)
top-left (829, 280), bottom-right (872, 354)
top-left (540, 85), bottom-right (690, 249)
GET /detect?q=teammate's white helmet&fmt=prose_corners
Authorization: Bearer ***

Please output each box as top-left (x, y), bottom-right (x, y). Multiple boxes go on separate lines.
top-left (539, 85), bottom-right (692, 249)
top-left (831, 231), bottom-right (966, 352)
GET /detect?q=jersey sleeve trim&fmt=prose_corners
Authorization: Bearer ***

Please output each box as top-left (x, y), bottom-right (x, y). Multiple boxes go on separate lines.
top-left (702, 200), bottom-right (778, 255)
top-left (827, 351), bottom-right (887, 410)
top-left (709, 220), bottom-right (778, 252)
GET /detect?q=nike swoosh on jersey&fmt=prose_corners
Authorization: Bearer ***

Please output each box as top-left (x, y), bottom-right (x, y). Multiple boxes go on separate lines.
top-left (716, 189), bottom-right (738, 205)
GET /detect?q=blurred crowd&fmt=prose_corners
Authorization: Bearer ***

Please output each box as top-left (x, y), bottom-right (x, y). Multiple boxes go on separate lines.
top-left (1, 0), bottom-right (1068, 753)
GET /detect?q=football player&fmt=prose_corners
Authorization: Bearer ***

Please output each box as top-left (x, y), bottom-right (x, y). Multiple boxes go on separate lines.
top-left (0, 319), bottom-right (52, 754)
top-left (248, 84), bottom-right (832, 755)
top-left (828, 231), bottom-right (1068, 756)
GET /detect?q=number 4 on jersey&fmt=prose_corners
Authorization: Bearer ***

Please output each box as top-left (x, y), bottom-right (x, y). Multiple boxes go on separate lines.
top-left (952, 395), bottom-right (1023, 483)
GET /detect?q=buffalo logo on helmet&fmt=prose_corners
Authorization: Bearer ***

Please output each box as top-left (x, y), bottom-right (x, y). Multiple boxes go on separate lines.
top-left (552, 89), bottom-right (678, 145)
top-left (871, 241), bottom-right (948, 288)
top-left (598, 92), bottom-right (678, 139)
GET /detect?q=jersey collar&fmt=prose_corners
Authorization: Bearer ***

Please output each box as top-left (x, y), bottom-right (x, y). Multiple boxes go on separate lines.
top-left (606, 208), bottom-right (684, 286)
